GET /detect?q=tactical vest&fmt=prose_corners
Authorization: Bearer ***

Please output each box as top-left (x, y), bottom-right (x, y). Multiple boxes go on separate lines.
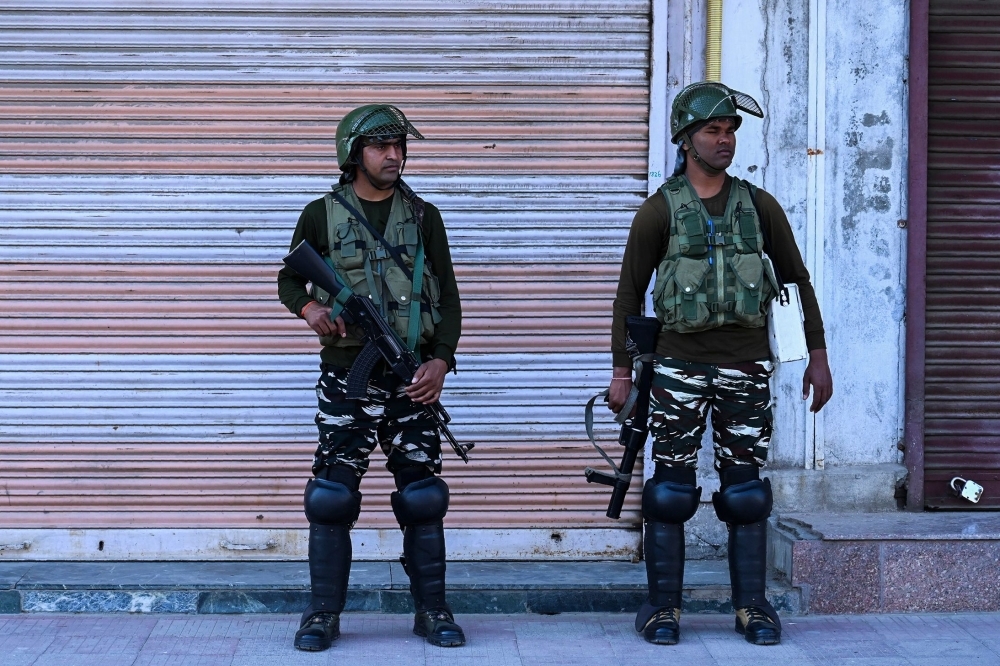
top-left (311, 184), bottom-right (442, 349)
top-left (652, 175), bottom-right (778, 333)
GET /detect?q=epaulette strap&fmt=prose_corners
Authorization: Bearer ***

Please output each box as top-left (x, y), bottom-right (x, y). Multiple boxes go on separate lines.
top-left (663, 174), bottom-right (684, 190)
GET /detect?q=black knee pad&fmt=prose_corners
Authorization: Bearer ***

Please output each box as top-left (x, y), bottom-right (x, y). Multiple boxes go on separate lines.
top-left (304, 477), bottom-right (362, 526)
top-left (642, 479), bottom-right (702, 524)
top-left (712, 478), bottom-right (772, 525)
top-left (391, 476), bottom-right (449, 526)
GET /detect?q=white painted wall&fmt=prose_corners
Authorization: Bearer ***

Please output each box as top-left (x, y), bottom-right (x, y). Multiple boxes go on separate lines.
top-left (821, 0), bottom-right (909, 468)
top-left (671, 0), bottom-right (909, 476)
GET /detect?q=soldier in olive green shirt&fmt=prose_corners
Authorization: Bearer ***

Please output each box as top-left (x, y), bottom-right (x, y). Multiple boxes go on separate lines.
top-left (609, 83), bottom-right (833, 648)
top-left (277, 105), bottom-right (465, 652)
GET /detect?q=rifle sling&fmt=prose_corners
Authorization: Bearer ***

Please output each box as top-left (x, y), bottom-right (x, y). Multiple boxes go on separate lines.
top-left (320, 255), bottom-right (355, 323)
top-left (583, 352), bottom-right (657, 481)
top-left (405, 243), bottom-right (425, 351)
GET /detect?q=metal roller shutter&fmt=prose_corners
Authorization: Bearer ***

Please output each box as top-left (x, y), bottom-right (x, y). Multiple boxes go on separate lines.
top-left (924, 0), bottom-right (1000, 508)
top-left (0, 2), bottom-right (651, 558)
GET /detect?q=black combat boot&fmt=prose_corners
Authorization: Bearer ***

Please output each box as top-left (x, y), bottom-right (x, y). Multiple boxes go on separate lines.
top-left (636, 520), bottom-right (685, 644)
top-left (413, 607), bottom-right (465, 647)
top-left (635, 468), bottom-right (700, 646)
top-left (735, 604), bottom-right (781, 645)
top-left (729, 519), bottom-right (781, 645)
top-left (294, 523), bottom-right (351, 651)
top-left (714, 467), bottom-right (780, 645)
top-left (638, 604), bottom-right (682, 645)
top-left (403, 521), bottom-right (466, 647)
top-left (294, 610), bottom-right (340, 651)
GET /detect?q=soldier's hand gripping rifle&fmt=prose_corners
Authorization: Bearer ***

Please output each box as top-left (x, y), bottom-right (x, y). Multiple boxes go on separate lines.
top-left (584, 316), bottom-right (660, 519)
top-left (283, 239), bottom-right (474, 462)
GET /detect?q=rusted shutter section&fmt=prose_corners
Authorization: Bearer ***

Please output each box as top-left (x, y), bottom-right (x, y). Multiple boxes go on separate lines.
top-left (0, 175), bottom-right (634, 355)
top-left (924, 1), bottom-right (1000, 508)
top-left (0, 175), bottom-right (641, 532)
top-left (0, 86), bottom-right (645, 175)
top-left (0, 3), bottom-right (647, 175)
top-left (0, 2), bottom-right (650, 550)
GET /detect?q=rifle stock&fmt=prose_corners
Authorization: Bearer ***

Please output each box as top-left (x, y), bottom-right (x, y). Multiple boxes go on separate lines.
top-left (584, 315), bottom-right (660, 519)
top-left (283, 240), bottom-right (473, 462)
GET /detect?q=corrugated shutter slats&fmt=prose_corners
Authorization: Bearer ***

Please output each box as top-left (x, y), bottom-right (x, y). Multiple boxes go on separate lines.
top-left (0, 2), bottom-right (651, 547)
top-left (924, 1), bottom-right (1000, 508)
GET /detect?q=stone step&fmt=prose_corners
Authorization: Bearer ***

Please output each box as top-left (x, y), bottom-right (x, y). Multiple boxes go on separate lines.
top-left (769, 511), bottom-right (1000, 614)
top-left (0, 559), bottom-right (801, 616)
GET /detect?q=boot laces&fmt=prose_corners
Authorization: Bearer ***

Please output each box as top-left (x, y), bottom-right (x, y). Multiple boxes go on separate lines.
top-left (305, 612), bottom-right (337, 627)
top-left (424, 608), bottom-right (454, 623)
top-left (741, 606), bottom-right (774, 627)
top-left (647, 607), bottom-right (680, 627)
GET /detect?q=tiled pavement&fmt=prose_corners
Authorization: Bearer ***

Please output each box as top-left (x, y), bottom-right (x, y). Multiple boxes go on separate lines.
top-left (3, 612), bottom-right (1000, 665)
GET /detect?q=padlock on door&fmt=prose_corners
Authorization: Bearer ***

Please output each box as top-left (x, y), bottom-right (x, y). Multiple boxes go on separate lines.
top-left (950, 477), bottom-right (984, 503)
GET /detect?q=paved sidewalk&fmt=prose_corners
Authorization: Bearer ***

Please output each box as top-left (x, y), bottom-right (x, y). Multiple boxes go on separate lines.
top-left (3, 612), bottom-right (1000, 665)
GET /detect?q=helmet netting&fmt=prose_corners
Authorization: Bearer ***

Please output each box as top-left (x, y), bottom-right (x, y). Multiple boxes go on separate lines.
top-left (725, 91), bottom-right (763, 118)
top-left (352, 105), bottom-right (424, 142)
top-left (675, 83), bottom-right (763, 121)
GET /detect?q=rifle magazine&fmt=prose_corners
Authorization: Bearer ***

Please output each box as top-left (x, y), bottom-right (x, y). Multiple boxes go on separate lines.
top-left (345, 342), bottom-right (382, 400)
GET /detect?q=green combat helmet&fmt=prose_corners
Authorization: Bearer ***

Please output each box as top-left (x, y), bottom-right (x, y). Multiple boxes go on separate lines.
top-left (335, 104), bottom-right (424, 170)
top-left (670, 81), bottom-right (763, 144)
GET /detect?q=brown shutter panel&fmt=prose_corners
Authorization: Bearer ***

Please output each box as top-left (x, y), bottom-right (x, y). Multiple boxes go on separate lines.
top-left (924, 0), bottom-right (1000, 508)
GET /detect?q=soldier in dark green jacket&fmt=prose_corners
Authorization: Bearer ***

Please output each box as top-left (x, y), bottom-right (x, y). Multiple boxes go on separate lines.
top-left (609, 83), bottom-right (833, 647)
top-left (278, 105), bottom-right (464, 652)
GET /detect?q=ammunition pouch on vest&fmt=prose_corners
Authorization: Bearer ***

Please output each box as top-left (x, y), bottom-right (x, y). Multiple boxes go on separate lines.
top-left (652, 176), bottom-right (778, 333)
top-left (311, 184), bottom-right (442, 349)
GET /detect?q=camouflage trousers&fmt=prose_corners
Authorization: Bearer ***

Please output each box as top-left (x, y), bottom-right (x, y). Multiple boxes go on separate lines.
top-left (648, 356), bottom-right (774, 470)
top-left (312, 363), bottom-right (443, 480)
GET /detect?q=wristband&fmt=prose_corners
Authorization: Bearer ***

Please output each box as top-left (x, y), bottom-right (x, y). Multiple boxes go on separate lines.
top-left (300, 301), bottom-right (320, 318)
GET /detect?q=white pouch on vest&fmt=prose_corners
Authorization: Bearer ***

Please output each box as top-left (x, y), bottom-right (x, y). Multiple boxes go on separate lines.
top-left (768, 283), bottom-right (808, 363)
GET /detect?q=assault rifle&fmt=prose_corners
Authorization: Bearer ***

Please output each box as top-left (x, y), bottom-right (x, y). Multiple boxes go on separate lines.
top-left (584, 315), bottom-right (660, 519)
top-left (283, 240), bottom-right (473, 463)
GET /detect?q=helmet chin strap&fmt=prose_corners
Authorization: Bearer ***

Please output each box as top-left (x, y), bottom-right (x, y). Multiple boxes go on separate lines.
top-left (681, 132), bottom-right (725, 177)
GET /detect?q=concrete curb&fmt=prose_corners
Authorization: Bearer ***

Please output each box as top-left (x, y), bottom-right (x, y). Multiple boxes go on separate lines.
top-left (0, 560), bottom-right (802, 615)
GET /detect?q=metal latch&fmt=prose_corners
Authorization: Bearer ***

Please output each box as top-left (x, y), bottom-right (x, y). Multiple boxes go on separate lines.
top-left (950, 477), bottom-right (984, 503)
